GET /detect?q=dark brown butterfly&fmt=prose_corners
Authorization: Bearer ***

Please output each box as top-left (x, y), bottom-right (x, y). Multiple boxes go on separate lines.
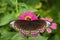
top-left (10, 20), bottom-right (49, 35)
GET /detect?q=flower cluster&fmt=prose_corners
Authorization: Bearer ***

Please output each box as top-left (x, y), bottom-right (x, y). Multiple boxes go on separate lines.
top-left (40, 18), bottom-right (57, 33)
top-left (18, 11), bottom-right (57, 38)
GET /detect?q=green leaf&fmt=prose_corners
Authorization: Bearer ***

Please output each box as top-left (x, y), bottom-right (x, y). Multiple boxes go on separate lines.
top-left (9, 0), bottom-right (17, 6)
top-left (14, 3), bottom-right (37, 18)
top-left (54, 34), bottom-right (60, 40)
top-left (57, 12), bottom-right (60, 23)
top-left (0, 12), bottom-right (14, 26)
top-left (0, 32), bottom-right (17, 40)
top-left (0, 26), bottom-right (17, 40)
top-left (0, 0), bottom-right (7, 14)
top-left (11, 33), bottom-right (25, 40)
top-left (18, 3), bottom-right (37, 13)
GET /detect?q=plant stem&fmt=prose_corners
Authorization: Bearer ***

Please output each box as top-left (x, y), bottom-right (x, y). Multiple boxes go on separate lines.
top-left (16, 0), bottom-right (18, 13)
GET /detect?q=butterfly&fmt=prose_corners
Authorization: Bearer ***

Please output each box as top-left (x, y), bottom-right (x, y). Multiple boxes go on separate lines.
top-left (10, 20), bottom-right (50, 35)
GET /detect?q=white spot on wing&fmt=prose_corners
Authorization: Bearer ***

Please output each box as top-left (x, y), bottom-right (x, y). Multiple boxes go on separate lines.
top-left (10, 21), bottom-right (15, 28)
top-left (46, 21), bottom-right (51, 27)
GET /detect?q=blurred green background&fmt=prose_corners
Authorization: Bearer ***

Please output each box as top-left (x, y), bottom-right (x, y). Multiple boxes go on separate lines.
top-left (0, 0), bottom-right (60, 40)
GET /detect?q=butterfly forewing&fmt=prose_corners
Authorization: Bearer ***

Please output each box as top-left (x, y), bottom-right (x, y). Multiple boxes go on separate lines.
top-left (13, 20), bottom-right (46, 31)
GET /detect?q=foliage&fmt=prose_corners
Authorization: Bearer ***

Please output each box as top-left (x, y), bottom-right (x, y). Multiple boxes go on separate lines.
top-left (0, 0), bottom-right (60, 40)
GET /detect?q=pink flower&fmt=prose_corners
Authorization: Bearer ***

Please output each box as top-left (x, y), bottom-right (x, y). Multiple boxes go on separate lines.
top-left (20, 33), bottom-right (25, 37)
top-left (18, 11), bottom-right (38, 20)
top-left (32, 34), bottom-right (38, 38)
top-left (40, 18), bottom-right (53, 22)
top-left (45, 18), bottom-right (53, 22)
top-left (46, 28), bottom-right (52, 33)
top-left (50, 23), bottom-right (57, 29)
top-left (20, 33), bottom-right (38, 38)
top-left (40, 17), bottom-right (57, 33)
top-left (18, 14), bottom-right (25, 20)
top-left (39, 29), bottom-right (45, 33)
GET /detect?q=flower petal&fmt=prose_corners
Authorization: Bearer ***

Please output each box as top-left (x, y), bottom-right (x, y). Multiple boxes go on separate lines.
top-left (18, 14), bottom-right (25, 20)
top-left (20, 33), bottom-right (25, 37)
top-left (40, 18), bottom-right (46, 20)
top-left (32, 34), bottom-right (38, 38)
top-left (45, 18), bottom-right (53, 22)
top-left (46, 28), bottom-right (52, 33)
top-left (40, 18), bottom-right (53, 22)
top-left (39, 29), bottom-right (44, 33)
top-left (50, 23), bottom-right (57, 29)
top-left (25, 11), bottom-right (38, 20)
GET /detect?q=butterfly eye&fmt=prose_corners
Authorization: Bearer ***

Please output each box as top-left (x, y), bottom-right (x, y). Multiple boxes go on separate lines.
top-left (10, 21), bottom-right (15, 28)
